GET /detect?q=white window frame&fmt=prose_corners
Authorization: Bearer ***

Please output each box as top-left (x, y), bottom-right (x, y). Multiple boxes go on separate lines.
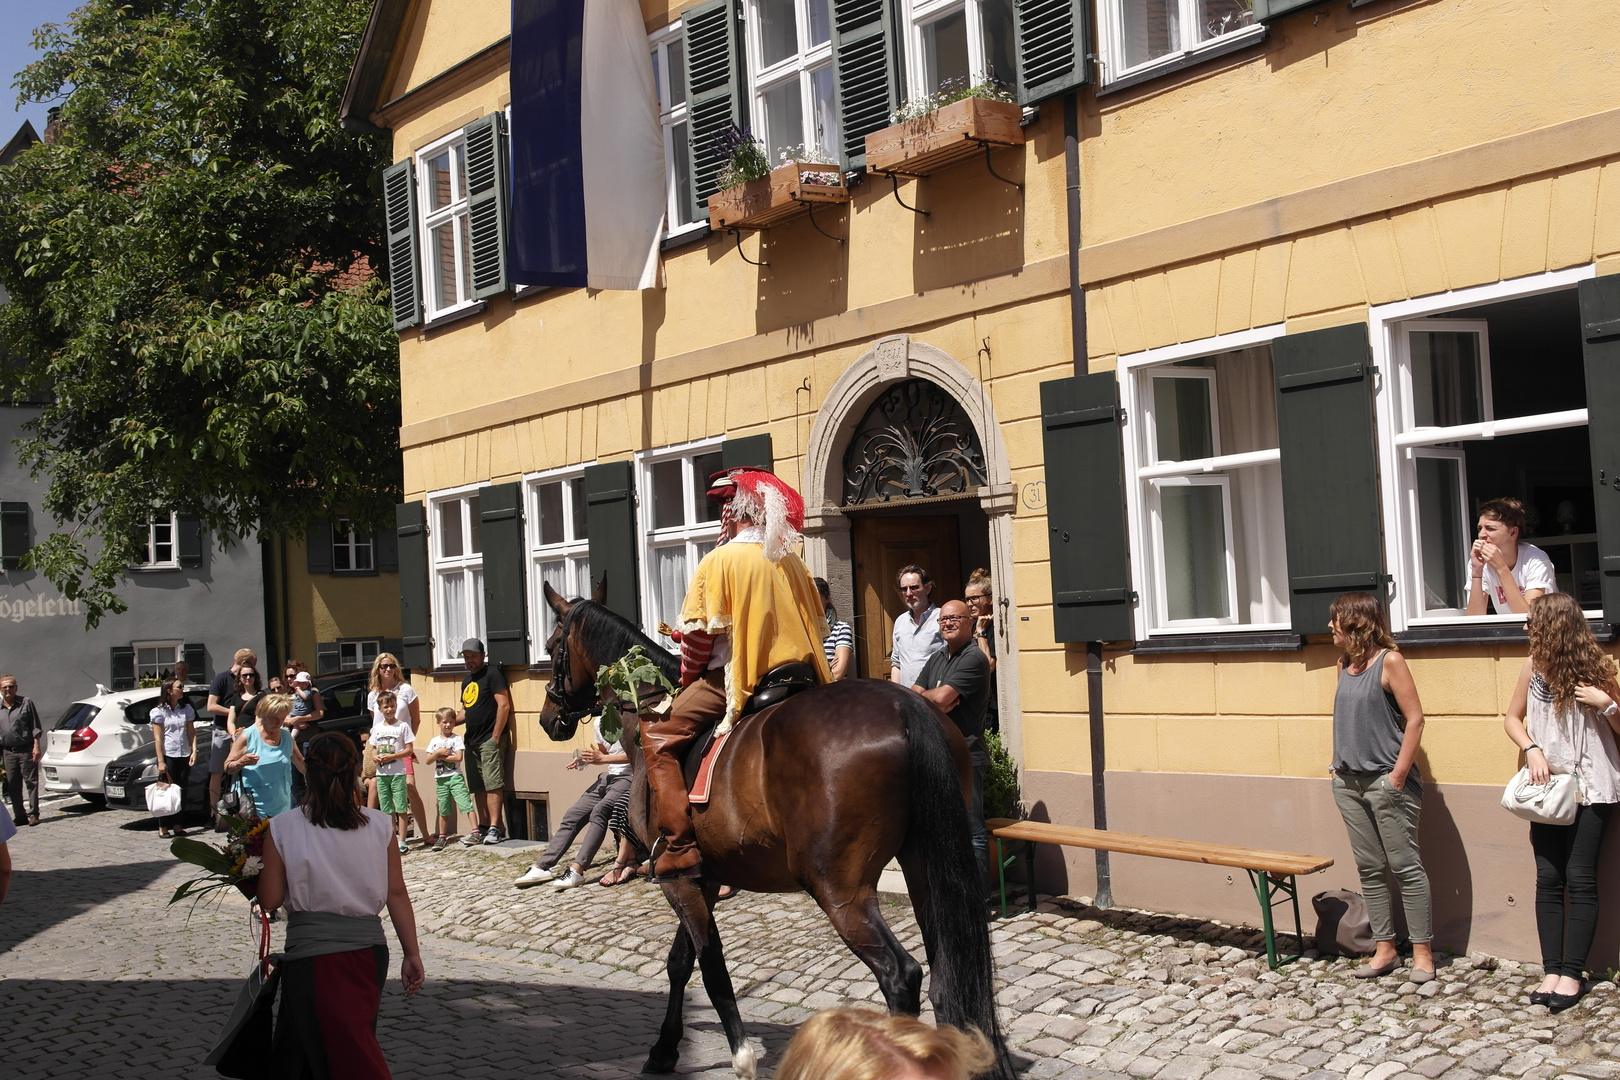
top-left (338, 640), bottom-right (381, 672)
top-left (1119, 323), bottom-right (1290, 640)
top-left (1371, 263), bottom-right (1598, 632)
top-left (745, 0), bottom-right (838, 162)
top-left (1405, 446), bottom-right (1472, 617)
top-left (414, 130), bottom-right (477, 321)
top-left (332, 519), bottom-right (375, 573)
top-left (902, 0), bottom-right (1016, 98)
top-left (133, 640), bottom-right (183, 684)
top-left (525, 465), bottom-right (594, 660)
top-left (636, 438), bottom-right (725, 640)
top-left (428, 483), bottom-right (486, 665)
top-left (651, 22), bottom-right (705, 240)
top-left (1094, 0), bottom-right (1263, 86)
top-left (1146, 474), bottom-right (1241, 629)
top-left (134, 512), bottom-right (180, 570)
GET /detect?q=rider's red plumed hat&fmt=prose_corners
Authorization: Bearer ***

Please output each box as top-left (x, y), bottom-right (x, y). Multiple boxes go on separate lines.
top-left (706, 467), bottom-right (804, 561)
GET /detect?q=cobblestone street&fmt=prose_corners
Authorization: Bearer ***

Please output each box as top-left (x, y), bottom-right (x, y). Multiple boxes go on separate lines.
top-left (6, 795), bottom-right (1620, 1080)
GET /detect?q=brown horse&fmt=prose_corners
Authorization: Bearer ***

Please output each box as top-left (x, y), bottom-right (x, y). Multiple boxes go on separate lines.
top-left (537, 583), bottom-right (1012, 1079)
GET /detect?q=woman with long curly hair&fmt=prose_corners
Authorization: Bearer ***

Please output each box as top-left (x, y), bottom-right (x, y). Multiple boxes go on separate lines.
top-left (1327, 592), bottom-right (1433, 982)
top-left (1504, 591), bottom-right (1620, 1011)
top-left (258, 732), bottom-right (424, 1077)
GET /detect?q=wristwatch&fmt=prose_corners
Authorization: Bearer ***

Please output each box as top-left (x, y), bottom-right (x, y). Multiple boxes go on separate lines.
top-left (1604, 703), bottom-right (1618, 718)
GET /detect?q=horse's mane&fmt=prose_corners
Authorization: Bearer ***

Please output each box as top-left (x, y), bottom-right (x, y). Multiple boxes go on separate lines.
top-left (570, 600), bottom-right (680, 684)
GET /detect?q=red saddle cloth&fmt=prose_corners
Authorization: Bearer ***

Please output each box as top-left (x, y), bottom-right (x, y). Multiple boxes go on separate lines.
top-left (687, 727), bottom-right (733, 806)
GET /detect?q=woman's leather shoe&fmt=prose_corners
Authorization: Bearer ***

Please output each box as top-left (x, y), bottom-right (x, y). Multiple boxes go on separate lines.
top-left (1549, 983), bottom-right (1586, 1013)
top-left (1409, 967), bottom-right (1435, 984)
top-left (1352, 959), bottom-right (1400, 979)
top-left (1529, 991), bottom-right (1552, 1006)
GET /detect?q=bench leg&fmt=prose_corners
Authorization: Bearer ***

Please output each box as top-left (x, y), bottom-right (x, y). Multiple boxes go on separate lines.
top-left (1246, 870), bottom-right (1305, 970)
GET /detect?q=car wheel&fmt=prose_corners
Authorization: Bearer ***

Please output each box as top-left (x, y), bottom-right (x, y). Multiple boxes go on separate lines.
top-left (79, 792), bottom-right (107, 806)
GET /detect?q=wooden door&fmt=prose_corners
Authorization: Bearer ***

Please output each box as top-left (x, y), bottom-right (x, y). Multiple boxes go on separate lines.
top-left (850, 514), bottom-right (963, 679)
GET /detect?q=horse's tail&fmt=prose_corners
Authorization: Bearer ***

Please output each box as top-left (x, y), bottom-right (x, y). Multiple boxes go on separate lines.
top-left (898, 693), bottom-right (1013, 1080)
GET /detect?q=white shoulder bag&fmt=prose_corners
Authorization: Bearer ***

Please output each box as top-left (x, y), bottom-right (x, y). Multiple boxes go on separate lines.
top-left (1501, 700), bottom-right (1586, 826)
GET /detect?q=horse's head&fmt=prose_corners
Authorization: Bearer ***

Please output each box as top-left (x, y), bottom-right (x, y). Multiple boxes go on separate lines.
top-left (536, 576), bottom-right (608, 742)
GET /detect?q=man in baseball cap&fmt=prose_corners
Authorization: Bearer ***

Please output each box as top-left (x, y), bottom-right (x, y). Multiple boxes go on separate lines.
top-left (457, 638), bottom-right (511, 845)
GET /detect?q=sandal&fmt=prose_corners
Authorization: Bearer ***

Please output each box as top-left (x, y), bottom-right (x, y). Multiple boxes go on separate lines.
top-left (599, 861), bottom-right (639, 887)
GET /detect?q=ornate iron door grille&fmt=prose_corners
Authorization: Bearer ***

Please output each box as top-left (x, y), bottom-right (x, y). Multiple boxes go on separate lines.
top-left (842, 380), bottom-right (988, 505)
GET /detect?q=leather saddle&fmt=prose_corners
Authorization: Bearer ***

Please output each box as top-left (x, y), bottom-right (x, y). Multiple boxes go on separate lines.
top-left (681, 662), bottom-right (820, 791)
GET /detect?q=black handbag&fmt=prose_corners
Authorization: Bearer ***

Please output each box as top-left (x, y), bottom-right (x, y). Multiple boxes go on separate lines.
top-left (205, 912), bottom-right (279, 1079)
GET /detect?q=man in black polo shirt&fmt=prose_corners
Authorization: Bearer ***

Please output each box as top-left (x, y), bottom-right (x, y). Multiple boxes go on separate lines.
top-left (457, 638), bottom-right (512, 846)
top-left (913, 599), bottom-right (991, 882)
top-left (206, 648), bottom-right (255, 830)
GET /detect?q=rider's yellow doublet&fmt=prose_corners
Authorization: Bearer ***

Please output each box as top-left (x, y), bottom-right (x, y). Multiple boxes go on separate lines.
top-left (678, 540), bottom-right (831, 729)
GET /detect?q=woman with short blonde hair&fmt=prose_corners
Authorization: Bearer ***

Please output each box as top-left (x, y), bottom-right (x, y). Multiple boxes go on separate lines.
top-left (224, 691), bottom-right (303, 818)
top-left (775, 1008), bottom-right (995, 1080)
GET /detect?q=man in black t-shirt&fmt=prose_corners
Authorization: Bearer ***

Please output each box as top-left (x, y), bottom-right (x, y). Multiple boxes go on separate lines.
top-left (457, 639), bottom-right (512, 846)
top-left (913, 600), bottom-right (991, 881)
top-left (205, 647), bottom-right (256, 828)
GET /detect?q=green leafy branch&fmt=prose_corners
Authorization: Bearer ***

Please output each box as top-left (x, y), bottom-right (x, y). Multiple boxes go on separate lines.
top-left (594, 645), bottom-right (678, 746)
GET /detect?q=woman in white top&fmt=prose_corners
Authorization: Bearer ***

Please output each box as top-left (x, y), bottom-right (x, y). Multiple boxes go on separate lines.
top-left (368, 653), bottom-right (430, 846)
top-left (1504, 592), bottom-right (1620, 1013)
top-left (148, 678), bottom-right (196, 838)
top-left (258, 732), bottom-right (423, 1077)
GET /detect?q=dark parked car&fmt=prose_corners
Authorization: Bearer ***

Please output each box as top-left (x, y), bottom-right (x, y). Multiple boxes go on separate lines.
top-left (102, 669), bottom-right (383, 816)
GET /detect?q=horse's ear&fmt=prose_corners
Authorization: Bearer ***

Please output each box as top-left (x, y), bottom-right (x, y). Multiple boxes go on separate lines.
top-left (591, 574), bottom-right (607, 605)
top-left (543, 581), bottom-right (572, 617)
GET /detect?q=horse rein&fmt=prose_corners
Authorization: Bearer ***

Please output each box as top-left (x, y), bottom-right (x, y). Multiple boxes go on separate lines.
top-left (545, 604), bottom-right (604, 727)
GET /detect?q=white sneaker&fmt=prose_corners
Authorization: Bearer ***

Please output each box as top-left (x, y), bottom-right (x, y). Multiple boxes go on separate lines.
top-left (553, 868), bottom-right (586, 890)
top-left (515, 865), bottom-right (556, 888)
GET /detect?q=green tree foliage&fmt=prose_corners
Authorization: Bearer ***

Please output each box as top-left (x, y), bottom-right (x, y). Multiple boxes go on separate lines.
top-left (0, 0), bottom-right (399, 624)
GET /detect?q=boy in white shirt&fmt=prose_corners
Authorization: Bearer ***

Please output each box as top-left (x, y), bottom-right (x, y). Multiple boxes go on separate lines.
top-left (369, 690), bottom-right (415, 854)
top-left (1466, 497), bottom-right (1558, 616)
top-left (424, 707), bottom-right (474, 850)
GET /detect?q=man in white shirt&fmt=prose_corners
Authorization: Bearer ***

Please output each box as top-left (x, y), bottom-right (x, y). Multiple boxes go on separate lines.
top-left (1466, 497), bottom-right (1558, 615)
top-left (890, 564), bottom-right (944, 686)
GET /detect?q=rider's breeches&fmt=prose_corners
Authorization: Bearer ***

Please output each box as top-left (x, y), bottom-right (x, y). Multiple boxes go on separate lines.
top-left (642, 668), bottom-right (727, 866)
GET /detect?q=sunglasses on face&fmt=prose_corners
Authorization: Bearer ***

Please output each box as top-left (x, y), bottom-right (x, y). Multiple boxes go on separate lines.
top-left (938, 616), bottom-right (972, 625)
top-left (379, 663), bottom-right (397, 669)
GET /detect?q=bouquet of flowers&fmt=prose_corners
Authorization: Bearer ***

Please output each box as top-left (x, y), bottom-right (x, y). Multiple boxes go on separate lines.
top-left (169, 813), bottom-right (270, 905)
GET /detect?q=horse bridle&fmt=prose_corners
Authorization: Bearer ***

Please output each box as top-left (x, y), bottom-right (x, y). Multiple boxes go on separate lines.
top-left (545, 604), bottom-right (604, 727)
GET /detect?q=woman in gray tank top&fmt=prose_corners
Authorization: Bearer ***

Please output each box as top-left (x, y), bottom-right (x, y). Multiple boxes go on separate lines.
top-left (1328, 592), bottom-right (1434, 983)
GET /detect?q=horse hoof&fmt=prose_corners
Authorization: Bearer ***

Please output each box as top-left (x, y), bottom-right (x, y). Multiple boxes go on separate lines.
top-left (643, 1050), bottom-right (678, 1074)
top-left (731, 1042), bottom-right (758, 1079)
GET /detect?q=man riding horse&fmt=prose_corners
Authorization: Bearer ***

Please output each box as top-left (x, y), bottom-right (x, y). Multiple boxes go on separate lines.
top-left (646, 466), bottom-right (831, 881)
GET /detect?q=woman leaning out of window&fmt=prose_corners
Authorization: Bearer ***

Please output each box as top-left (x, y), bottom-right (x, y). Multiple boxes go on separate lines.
top-left (1504, 592), bottom-right (1620, 1012)
top-left (257, 732), bottom-right (423, 1076)
top-left (1328, 592), bottom-right (1434, 983)
top-left (149, 678), bottom-right (197, 839)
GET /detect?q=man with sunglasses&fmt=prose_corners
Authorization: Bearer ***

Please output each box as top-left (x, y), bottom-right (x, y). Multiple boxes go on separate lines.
top-left (207, 648), bottom-right (256, 830)
top-left (890, 565), bottom-right (944, 687)
top-left (913, 599), bottom-right (992, 882)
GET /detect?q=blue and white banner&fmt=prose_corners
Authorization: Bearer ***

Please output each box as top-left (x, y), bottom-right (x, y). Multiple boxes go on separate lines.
top-left (509, 0), bottom-right (665, 290)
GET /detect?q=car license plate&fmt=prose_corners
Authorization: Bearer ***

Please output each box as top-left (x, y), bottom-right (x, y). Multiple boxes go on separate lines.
top-left (106, 785), bottom-right (125, 799)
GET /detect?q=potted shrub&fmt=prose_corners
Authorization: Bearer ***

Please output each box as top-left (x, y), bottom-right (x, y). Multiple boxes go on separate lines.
top-left (706, 129), bottom-right (850, 231)
top-left (864, 79), bottom-right (1024, 177)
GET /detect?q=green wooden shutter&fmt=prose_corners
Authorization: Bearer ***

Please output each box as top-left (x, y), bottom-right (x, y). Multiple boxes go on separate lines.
top-left (478, 481), bottom-right (528, 666)
top-left (682, 0), bottom-right (745, 223)
top-left (722, 434), bottom-right (774, 472)
top-left (583, 461), bottom-right (641, 625)
top-left (177, 514), bottom-right (203, 567)
top-left (382, 159), bottom-right (422, 330)
top-left (396, 501), bottom-right (433, 670)
top-left (1016, 0), bottom-right (1091, 105)
top-left (182, 643), bottom-right (207, 682)
top-left (1580, 276), bottom-right (1620, 624)
top-left (1040, 372), bottom-right (1133, 642)
top-left (831, 0), bottom-right (901, 170)
top-left (1252, 0), bottom-right (1321, 22)
top-left (110, 646), bottom-right (135, 691)
top-left (375, 525), bottom-right (399, 573)
top-left (306, 518), bottom-right (333, 574)
top-left (1273, 323), bottom-right (1383, 635)
top-left (0, 502), bottom-right (28, 569)
top-left (464, 112), bottom-right (510, 301)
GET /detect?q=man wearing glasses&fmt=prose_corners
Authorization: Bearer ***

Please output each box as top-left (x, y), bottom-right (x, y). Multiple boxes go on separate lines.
top-left (890, 564), bottom-right (944, 686)
top-left (913, 600), bottom-right (992, 882)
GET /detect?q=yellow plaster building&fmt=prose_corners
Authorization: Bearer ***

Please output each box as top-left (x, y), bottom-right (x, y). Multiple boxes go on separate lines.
top-left (343, 0), bottom-right (1620, 959)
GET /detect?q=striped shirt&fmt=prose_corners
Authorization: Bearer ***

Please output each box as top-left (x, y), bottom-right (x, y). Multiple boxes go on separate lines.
top-left (823, 620), bottom-right (853, 670)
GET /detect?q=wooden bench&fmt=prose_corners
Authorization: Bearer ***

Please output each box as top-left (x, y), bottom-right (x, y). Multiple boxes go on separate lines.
top-left (987, 818), bottom-right (1334, 969)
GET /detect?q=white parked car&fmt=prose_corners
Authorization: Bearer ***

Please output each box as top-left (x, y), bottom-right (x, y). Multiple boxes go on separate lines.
top-left (40, 684), bottom-right (211, 805)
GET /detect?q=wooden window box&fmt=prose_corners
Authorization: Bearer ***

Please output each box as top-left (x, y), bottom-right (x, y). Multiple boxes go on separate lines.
top-left (707, 162), bottom-right (850, 231)
top-left (864, 97), bottom-right (1025, 177)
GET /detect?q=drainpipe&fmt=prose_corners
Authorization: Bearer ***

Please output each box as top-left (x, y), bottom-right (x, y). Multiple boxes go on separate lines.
top-left (1066, 90), bottom-right (1112, 908)
top-left (280, 536), bottom-right (292, 666)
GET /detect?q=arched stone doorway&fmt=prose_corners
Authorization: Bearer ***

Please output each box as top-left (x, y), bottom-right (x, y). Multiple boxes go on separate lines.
top-left (801, 334), bottom-right (1024, 762)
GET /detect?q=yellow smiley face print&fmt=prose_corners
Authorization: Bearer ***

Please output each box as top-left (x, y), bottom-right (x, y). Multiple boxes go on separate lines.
top-left (462, 681), bottom-right (480, 708)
